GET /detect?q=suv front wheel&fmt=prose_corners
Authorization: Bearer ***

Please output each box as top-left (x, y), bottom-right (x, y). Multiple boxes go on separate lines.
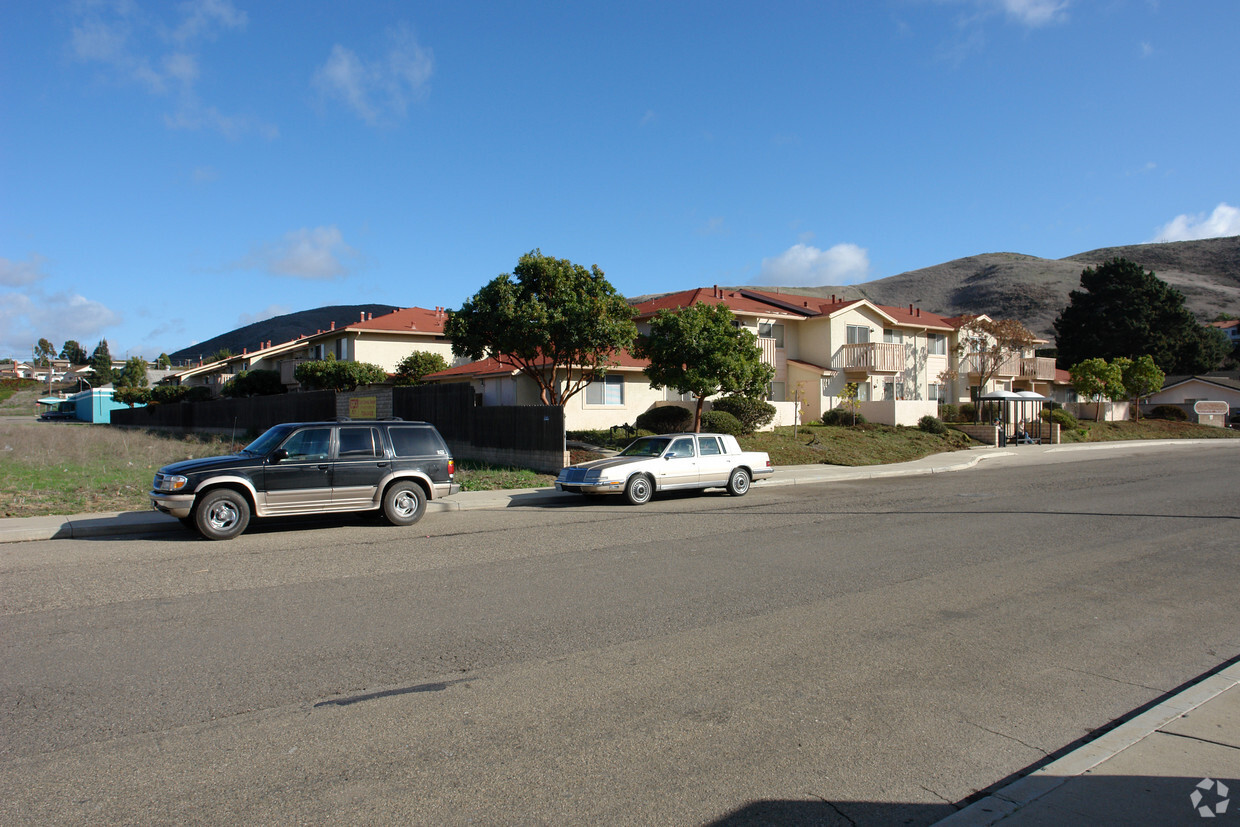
top-left (382, 481), bottom-right (426, 526)
top-left (195, 488), bottom-right (251, 540)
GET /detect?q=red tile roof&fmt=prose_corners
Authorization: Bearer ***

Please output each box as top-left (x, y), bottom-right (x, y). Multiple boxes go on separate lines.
top-left (348, 306), bottom-right (449, 334)
top-left (633, 286), bottom-right (955, 330)
top-left (427, 349), bottom-right (650, 380)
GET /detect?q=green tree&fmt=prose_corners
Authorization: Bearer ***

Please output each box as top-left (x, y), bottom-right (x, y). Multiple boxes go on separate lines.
top-left (445, 250), bottom-right (637, 406)
top-left (34, 338), bottom-right (56, 367)
top-left (89, 340), bottom-right (113, 385)
top-left (294, 356), bottom-right (387, 391)
top-left (113, 386), bottom-right (150, 407)
top-left (1114, 355), bottom-right (1165, 421)
top-left (222, 369), bottom-right (286, 397)
top-left (114, 356), bottom-right (150, 389)
top-left (955, 315), bottom-right (1037, 419)
top-left (633, 303), bottom-right (775, 432)
top-left (1054, 258), bottom-right (1228, 374)
top-left (206, 348), bottom-right (235, 364)
top-left (838, 382), bottom-right (861, 426)
top-left (394, 351), bottom-right (449, 386)
top-left (1070, 357), bottom-right (1124, 422)
top-left (60, 340), bottom-right (88, 364)
top-left (156, 353), bottom-right (172, 369)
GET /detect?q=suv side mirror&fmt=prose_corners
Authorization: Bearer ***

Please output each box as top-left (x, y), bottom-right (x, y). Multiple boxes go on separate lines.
top-left (270, 449), bottom-right (288, 463)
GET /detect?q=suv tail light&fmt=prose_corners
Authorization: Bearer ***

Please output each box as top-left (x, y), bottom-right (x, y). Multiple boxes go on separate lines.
top-left (448, 459), bottom-right (455, 476)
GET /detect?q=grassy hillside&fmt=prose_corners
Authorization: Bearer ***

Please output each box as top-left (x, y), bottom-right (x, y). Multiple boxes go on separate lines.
top-left (168, 304), bottom-right (398, 365)
top-left (739, 236), bottom-right (1240, 337)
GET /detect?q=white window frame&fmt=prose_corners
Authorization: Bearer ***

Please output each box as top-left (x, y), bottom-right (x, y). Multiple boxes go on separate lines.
top-left (847, 325), bottom-right (870, 344)
top-left (759, 321), bottom-right (785, 348)
top-left (586, 374), bottom-right (625, 406)
top-left (929, 333), bottom-right (947, 355)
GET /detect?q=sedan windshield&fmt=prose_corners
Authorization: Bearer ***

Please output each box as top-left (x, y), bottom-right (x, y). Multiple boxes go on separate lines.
top-left (619, 437), bottom-right (670, 458)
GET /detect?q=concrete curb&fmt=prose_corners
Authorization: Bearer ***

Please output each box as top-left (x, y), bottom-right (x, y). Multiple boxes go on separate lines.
top-left (934, 660), bottom-right (1240, 826)
top-left (2, 439), bottom-right (1235, 544)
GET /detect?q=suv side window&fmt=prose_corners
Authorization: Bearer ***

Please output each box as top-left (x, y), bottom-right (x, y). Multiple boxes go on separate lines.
top-left (338, 427), bottom-right (381, 458)
top-left (280, 428), bottom-right (331, 461)
top-left (389, 426), bottom-right (446, 457)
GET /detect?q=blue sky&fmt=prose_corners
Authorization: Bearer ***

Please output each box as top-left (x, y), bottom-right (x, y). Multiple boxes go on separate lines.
top-left (2, 0), bottom-right (1237, 361)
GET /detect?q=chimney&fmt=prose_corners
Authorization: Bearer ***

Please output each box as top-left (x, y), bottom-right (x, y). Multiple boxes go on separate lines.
top-left (909, 304), bottom-right (914, 313)
top-left (367, 313), bottom-right (373, 321)
top-left (243, 347), bottom-right (247, 354)
top-left (916, 308), bottom-right (921, 317)
top-left (360, 311), bottom-right (365, 322)
top-left (330, 321), bottom-right (335, 330)
top-left (831, 294), bottom-right (836, 303)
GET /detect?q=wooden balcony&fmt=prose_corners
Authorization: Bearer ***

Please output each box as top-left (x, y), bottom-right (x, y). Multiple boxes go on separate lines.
top-left (835, 342), bottom-right (906, 374)
top-left (1020, 357), bottom-right (1057, 380)
top-left (756, 336), bottom-right (778, 368)
top-left (959, 353), bottom-right (1021, 377)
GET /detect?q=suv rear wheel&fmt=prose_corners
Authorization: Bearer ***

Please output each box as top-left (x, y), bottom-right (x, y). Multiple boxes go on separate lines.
top-left (195, 488), bottom-right (251, 540)
top-left (382, 481), bottom-right (426, 525)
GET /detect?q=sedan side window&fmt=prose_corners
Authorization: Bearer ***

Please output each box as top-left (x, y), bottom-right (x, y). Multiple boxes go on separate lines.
top-left (667, 437), bottom-right (696, 459)
top-left (280, 428), bottom-right (331, 461)
top-left (698, 437), bottom-right (722, 456)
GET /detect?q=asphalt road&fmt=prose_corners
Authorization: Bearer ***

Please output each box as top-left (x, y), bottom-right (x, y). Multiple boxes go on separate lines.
top-left (2, 444), bottom-right (1238, 825)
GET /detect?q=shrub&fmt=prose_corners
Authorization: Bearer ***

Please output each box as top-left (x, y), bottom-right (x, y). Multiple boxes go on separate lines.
top-left (699, 409), bottom-right (744, 436)
top-left (709, 395), bottom-right (776, 434)
top-left (635, 405), bottom-right (694, 434)
top-left (1148, 404), bottom-right (1188, 421)
top-left (959, 402), bottom-right (977, 422)
top-left (113, 387), bottom-right (150, 407)
top-left (1040, 407), bottom-right (1078, 428)
top-left (918, 415), bottom-right (948, 434)
top-left (820, 407), bottom-right (867, 426)
top-left (149, 384), bottom-right (187, 404)
top-left (222, 369), bottom-right (285, 398)
top-left (394, 351), bottom-right (449, 386)
top-left (294, 358), bottom-right (388, 391)
top-left (937, 403), bottom-right (959, 423)
top-left (185, 386), bottom-right (213, 402)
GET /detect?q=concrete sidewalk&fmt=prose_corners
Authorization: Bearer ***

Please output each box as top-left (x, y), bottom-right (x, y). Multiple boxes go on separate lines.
top-left (3, 438), bottom-right (1236, 544)
top-left (936, 659), bottom-right (1240, 826)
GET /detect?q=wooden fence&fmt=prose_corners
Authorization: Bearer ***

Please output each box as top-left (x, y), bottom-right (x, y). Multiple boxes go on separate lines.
top-left (113, 384), bottom-right (570, 472)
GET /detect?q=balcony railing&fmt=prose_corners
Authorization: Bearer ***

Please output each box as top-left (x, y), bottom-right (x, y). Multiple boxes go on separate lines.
top-left (834, 342), bottom-right (906, 374)
top-left (1020, 357), bottom-right (1057, 380)
top-left (756, 336), bottom-right (778, 368)
top-left (959, 353), bottom-right (1021, 376)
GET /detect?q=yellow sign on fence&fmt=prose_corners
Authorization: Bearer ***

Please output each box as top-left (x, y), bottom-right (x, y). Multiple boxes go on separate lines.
top-left (348, 396), bottom-right (377, 419)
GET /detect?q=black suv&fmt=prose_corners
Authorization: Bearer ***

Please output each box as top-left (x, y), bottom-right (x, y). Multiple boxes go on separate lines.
top-left (150, 420), bottom-right (459, 540)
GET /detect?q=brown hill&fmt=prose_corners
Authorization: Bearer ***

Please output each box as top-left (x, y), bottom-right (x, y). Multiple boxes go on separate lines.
top-left (168, 304), bottom-right (398, 366)
top-left (753, 236), bottom-right (1240, 337)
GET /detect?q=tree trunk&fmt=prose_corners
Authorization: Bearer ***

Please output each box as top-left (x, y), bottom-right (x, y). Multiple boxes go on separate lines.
top-left (694, 395), bottom-right (706, 433)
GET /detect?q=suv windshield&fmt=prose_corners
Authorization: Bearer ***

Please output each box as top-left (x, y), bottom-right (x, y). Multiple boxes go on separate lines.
top-left (619, 437), bottom-right (671, 457)
top-left (242, 424), bottom-right (297, 456)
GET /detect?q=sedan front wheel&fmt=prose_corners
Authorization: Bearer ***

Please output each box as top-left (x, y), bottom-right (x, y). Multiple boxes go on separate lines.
top-left (624, 474), bottom-right (653, 505)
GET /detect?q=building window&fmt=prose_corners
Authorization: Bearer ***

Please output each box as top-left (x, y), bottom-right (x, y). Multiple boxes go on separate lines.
top-left (883, 329), bottom-right (903, 344)
top-left (929, 383), bottom-right (940, 401)
top-left (768, 381), bottom-right (786, 401)
top-left (929, 333), bottom-right (947, 355)
top-left (586, 374), bottom-right (624, 406)
top-left (847, 325), bottom-right (869, 344)
top-left (335, 339), bottom-right (346, 360)
top-left (759, 322), bottom-right (785, 348)
top-left (856, 382), bottom-right (870, 402)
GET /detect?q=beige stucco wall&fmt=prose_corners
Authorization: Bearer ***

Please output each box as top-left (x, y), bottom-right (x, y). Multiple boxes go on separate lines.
top-left (354, 337), bottom-right (458, 373)
top-left (1146, 380), bottom-right (1240, 409)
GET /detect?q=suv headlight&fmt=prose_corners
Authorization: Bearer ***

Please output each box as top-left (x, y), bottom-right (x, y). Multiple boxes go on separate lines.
top-left (154, 473), bottom-right (188, 492)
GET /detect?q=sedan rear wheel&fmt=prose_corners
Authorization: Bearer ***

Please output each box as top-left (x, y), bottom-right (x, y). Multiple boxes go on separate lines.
top-left (726, 467), bottom-right (750, 496)
top-left (624, 474), bottom-right (653, 505)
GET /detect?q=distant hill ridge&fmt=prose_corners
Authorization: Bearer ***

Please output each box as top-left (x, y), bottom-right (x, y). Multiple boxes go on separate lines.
top-left (709, 236), bottom-right (1240, 338)
top-left (168, 304), bottom-right (398, 365)
top-left (173, 237), bottom-right (1239, 358)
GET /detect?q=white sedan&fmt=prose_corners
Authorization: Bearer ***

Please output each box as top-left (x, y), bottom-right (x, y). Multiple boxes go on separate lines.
top-left (554, 432), bottom-right (774, 505)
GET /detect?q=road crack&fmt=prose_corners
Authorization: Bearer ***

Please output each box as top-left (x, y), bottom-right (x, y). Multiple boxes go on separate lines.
top-left (965, 720), bottom-right (1049, 757)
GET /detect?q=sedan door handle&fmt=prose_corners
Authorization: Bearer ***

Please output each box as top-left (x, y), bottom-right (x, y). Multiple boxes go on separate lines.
top-left (317, 465), bottom-right (329, 471)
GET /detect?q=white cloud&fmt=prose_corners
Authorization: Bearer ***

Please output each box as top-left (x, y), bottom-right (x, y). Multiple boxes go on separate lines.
top-left (759, 243), bottom-right (872, 286)
top-left (0, 288), bottom-right (123, 359)
top-left (238, 304), bottom-right (291, 326)
top-left (1151, 203), bottom-right (1240, 242)
top-left (314, 23), bottom-right (434, 125)
top-left (69, 0), bottom-right (267, 139)
top-left (997, 0), bottom-right (1069, 27)
top-left (0, 254), bottom-right (49, 287)
top-left (241, 226), bottom-right (359, 280)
